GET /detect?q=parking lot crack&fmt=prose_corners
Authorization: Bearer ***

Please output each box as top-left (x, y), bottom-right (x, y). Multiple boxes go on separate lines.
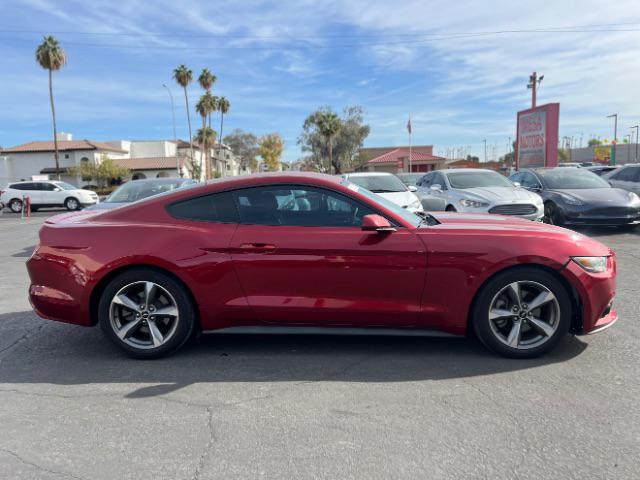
top-left (0, 447), bottom-right (87, 480)
top-left (193, 406), bottom-right (216, 480)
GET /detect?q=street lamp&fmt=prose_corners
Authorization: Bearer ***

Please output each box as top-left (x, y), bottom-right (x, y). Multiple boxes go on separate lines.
top-left (483, 139), bottom-right (487, 163)
top-left (527, 72), bottom-right (544, 108)
top-left (631, 125), bottom-right (639, 161)
top-left (162, 83), bottom-right (179, 176)
top-left (607, 113), bottom-right (618, 165)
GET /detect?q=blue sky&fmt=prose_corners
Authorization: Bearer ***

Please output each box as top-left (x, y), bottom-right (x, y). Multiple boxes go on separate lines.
top-left (1, 0), bottom-right (640, 163)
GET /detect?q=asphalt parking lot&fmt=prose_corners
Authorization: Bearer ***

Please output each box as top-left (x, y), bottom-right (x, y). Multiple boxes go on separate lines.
top-left (0, 211), bottom-right (639, 480)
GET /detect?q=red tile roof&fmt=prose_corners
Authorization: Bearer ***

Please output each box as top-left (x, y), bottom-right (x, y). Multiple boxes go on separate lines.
top-left (112, 156), bottom-right (185, 170)
top-left (1, 140), bottom-right (128, 154)
top-left (366, 148), bottom-right (445, 164)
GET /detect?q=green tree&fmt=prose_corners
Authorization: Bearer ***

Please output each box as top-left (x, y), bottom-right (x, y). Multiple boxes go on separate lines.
top-left (197, 68), bottom-right (217, 128)
top-left (588, 138), bottom-right (602, 147)
top-left (173, 65), bottom-right (195, 173)
top-left (224, 129), bottom-right (259, 171)
top-left (216, 97), bottom-right (230, 171)
top-left (259, 133), bottom-right (284, 171)
top-left (69, 156), bottom-right (130, 188)
top-left (195, 126), bottom-right (218, 176)
top-left (298, 106), bottom-right (369, 174)
top-left (35, 36), bottom-right (66, 180)
top-left (196, 92), bottom-right (216, 179)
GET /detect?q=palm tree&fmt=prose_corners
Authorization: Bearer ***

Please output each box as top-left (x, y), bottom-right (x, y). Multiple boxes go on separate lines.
top-left (196, 93), bottom-right (217, 179)
top-left (317, 111), bottom-right (342, 173)
top-left (195, 127), bottom-right (217, 177)
top-left (216, 97), bottom-right (230, 175)
top-left (173, 65), bottom-right (195, 177)
top-left (198, 69), bottom-right (217, 128)
top-left (35, 36), bottom-right (66, 180)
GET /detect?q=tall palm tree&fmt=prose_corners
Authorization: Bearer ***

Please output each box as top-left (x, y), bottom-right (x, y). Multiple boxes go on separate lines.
top-left (195, 127), bottom-right (217, 177)
top-left (35, 36), bottom-right (66, 180)
top-left (216, 97), bottom-right (230, 175)
top-left (197, 69), bottom-right (217, 128)
top-left (317, 111), bottom-right (342, 174)
top-left (173, 65), bottom-right (195, 177)
top-left (196, 93), bottom-right (217, 179)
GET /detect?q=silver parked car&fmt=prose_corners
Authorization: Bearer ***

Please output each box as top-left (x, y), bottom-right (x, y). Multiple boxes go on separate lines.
top-left (604, 164), bottom-right (640, 195)
top-left (417, 168), bottom-right (544, 221)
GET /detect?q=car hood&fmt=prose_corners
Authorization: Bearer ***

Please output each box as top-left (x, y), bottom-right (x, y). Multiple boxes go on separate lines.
top-left (427, 212), bottom-right (611, 256)
top-left (549, 188), bottom-right (635, 205)
top-left (455, 186), bottom-right (539, 203)
top-left (373, 190), bottom-right (418, 207)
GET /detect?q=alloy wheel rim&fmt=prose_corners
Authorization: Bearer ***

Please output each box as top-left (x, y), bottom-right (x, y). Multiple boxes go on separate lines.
top-left (109, 281), bottom-right (180, 350)
top-left (11, 201), bottom-right (22, 213)
top-left (68, 199), bottom-right (78, 210)
top-left (488, 280), bottom-right (560, 350)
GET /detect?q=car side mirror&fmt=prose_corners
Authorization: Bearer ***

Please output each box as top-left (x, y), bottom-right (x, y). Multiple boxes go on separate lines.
top-left (530, 185), bottom-right (542, 192)
top-left (53, 187), bottom-right (62, 192)
top-left (408, 185), bottom-right (417, 192)
top-left (430, 184), bottom-right (443, 192)
top-left (361, 214), bottom-right (396, 233)
top-left (513, 182), bottom-right (521, 187)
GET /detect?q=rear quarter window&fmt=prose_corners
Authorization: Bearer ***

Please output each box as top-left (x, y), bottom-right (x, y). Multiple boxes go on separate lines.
top-left (167, 191), bottom-right (238, 223)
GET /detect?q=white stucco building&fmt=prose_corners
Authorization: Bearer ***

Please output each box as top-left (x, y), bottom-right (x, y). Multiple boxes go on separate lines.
top-left (0, 133), bottom-right (249, 186)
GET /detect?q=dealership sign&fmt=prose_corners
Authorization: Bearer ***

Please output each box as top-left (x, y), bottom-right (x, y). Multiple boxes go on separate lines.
top-left (516, 103), bottom-right (559, 169)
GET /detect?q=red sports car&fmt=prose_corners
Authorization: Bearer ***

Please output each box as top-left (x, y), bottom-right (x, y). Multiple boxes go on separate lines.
top-left (26, 173), bottom-right (618, 359)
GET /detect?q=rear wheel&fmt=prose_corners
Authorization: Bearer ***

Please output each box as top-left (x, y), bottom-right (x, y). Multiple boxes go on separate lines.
top-left (65, 197), bottom-right (80, 211)
top-left (472, 267), bottom-right (572, 358)
top-left (98, 268), bottom-right (196, 358)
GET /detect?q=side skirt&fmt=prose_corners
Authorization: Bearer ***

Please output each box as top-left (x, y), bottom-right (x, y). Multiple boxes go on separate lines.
top-left (203, 326), bottom-right (460, 337)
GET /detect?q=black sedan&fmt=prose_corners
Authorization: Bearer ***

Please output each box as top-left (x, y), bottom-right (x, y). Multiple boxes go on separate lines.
top-left (88, 178), bottom-right (197, 210)
top-left (510, 167), bottom-right (640, 228)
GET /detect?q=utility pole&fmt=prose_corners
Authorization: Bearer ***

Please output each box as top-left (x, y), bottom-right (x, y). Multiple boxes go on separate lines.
top-left (162, 84), bottom-right (179, 176)
top-left (625, 134), bottom-right (631, 163)
top-left (527, 72), bottom-right (544, 108)
top-left (607, 113), bottom-right (618, 165)
top-left (483, 139), bottom-right (487, 163)
top-left (631, 125), bottom-right (639, 161)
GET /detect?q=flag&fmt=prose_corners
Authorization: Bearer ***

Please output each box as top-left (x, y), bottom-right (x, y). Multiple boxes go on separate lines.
top-left (406, 116), bottom-right (412, 135)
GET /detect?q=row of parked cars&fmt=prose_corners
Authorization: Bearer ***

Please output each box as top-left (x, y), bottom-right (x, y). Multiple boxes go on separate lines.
top-left (342, 164), bottom-right (640, 229)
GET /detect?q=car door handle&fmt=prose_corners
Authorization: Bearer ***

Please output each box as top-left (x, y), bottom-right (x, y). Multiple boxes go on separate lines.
top-left (239, 243), bottom-right (277, 253)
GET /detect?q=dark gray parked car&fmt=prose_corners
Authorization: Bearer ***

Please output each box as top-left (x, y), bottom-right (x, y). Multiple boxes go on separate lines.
top-left (510, 167), bottom-right (640, 228)
top-left (88, 178), bottom-right (197, 210)
top-left (604, 164), bottom-right (640, 195)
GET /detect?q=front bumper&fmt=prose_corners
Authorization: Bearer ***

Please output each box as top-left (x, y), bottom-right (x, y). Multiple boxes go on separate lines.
top-left (560, 204), bottom-right (640, 226)
top-left (457, 204), bottom-right (544, 221)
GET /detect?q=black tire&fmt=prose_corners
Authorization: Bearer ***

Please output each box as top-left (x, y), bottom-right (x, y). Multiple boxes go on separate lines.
top-left (544, 202), bottom-right (564, 226)
top-left (9, 199), bottom-right (22, 213)
top-left (445, 205), bottom-right (457, 212)
top-left (98, 268), bottom-right (196, 359)
top-left (64, 197), bottom-right (80, 211)
top-left (472, 267), bottom-right (572, 359)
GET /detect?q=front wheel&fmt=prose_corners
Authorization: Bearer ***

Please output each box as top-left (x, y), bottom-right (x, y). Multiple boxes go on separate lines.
top-left (9, 199), bottom-right (22, 213)
top-left (544, 202), bottom-right (564, 226)
top-left (472, 267), bottom-right (572, 358)
top-left (98, 268), bottom-right (196, 358)
top-left (65, 197), bottom-right (80, 211)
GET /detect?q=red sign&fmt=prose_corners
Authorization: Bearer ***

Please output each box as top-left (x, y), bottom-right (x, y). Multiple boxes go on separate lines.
top-left (516, 103), bottom-right (559, 169)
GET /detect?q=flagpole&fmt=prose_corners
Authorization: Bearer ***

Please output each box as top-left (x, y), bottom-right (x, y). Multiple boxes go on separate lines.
top-left (408, 114), bottom-right (412, 173)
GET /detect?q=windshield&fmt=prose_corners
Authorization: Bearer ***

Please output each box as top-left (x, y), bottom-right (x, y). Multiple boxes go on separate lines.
top-left (395, 173), bottom-right (423, 186)
top-left (537, 169), bottom-right (610, 189)
top-left (105, 180), bottom-right (189, 203)
top-left (346, 175), bottom-right (407, 193)
top-left (343, 181), bottom-right (421, 227)
top-left (52, 181), bottom-right (77, 191)
top-left (446, 171), bottom-right (513, 189)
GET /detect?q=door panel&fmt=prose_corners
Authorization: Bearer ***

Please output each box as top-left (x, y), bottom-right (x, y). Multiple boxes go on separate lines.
top-left (230, 225), bottom-right (427, 326)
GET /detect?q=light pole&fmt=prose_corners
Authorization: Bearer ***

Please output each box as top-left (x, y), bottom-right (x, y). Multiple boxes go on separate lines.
top-left (631, 125), bottom-right (639, 161)
top-left (624, 134), bottom-right (632, 163)
top-left (607, 113), bottom-right (618, 165)
top-left (527, 72), bottom-right (544, 108)
top-left (483, 139), bottom-right (487, 163)
top-left (162, 83), bottom-right (179, 176)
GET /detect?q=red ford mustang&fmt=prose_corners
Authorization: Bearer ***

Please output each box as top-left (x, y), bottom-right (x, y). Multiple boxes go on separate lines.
top-left (26, 173), bottom-right (618, 359)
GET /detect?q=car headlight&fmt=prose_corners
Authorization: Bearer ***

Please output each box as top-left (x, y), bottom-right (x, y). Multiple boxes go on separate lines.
top-left (558, 193), bottom-right (584, 205)
top-left (459, 198), bottom-right (489, 208)
top-left (572, 256), bottom-right (608, 273)
top-left (407, 199), bottom-right (422, 210)
top-left (629, 192), bottom-right (640, 204)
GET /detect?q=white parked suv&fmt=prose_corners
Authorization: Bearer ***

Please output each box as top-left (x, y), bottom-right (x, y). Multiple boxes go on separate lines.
top-left (1, 180), bottom-right (98, 213)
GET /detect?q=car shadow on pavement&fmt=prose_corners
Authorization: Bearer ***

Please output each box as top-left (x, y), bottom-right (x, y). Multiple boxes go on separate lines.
top-left (11, 245), bottom-right (36, 258)
top-left (0, 311), bottom-right (588, 398)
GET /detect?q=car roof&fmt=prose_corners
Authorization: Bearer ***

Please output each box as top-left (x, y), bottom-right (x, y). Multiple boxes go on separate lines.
top-left (438, 168), bottom-right (498, 174)
top-left (343, 172), bottom-right (394, 177)
top-left (120, 177), bottom-right (193, 185)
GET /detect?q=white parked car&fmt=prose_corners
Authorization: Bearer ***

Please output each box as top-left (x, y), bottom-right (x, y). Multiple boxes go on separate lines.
top-left (418, 168), bottom-right (544, 221)
top-left (341, 172), bottom-right (424, 213)
top-left (1, 180), bottom-right (98, 213)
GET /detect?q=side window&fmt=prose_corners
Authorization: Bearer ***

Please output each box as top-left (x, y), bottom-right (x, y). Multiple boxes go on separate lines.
top-left (510, 172), bottom-right (522, 184)
top-left (433, 173), bottom-right (447, 190)
top-left (167, 191), bottom-right (238, 223)
top-left (234, 186), bottom-right (376, 227)
top-left (610, 168), bottom-right (636, 181)
top-left (9, 183), bottom-right (24, 190)
top-left (19, 183), bottom-right (37, 191)
top-left (421, 173), bottom-right (434, 188)
top-left (40, 182), bottom-right (57, 191)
